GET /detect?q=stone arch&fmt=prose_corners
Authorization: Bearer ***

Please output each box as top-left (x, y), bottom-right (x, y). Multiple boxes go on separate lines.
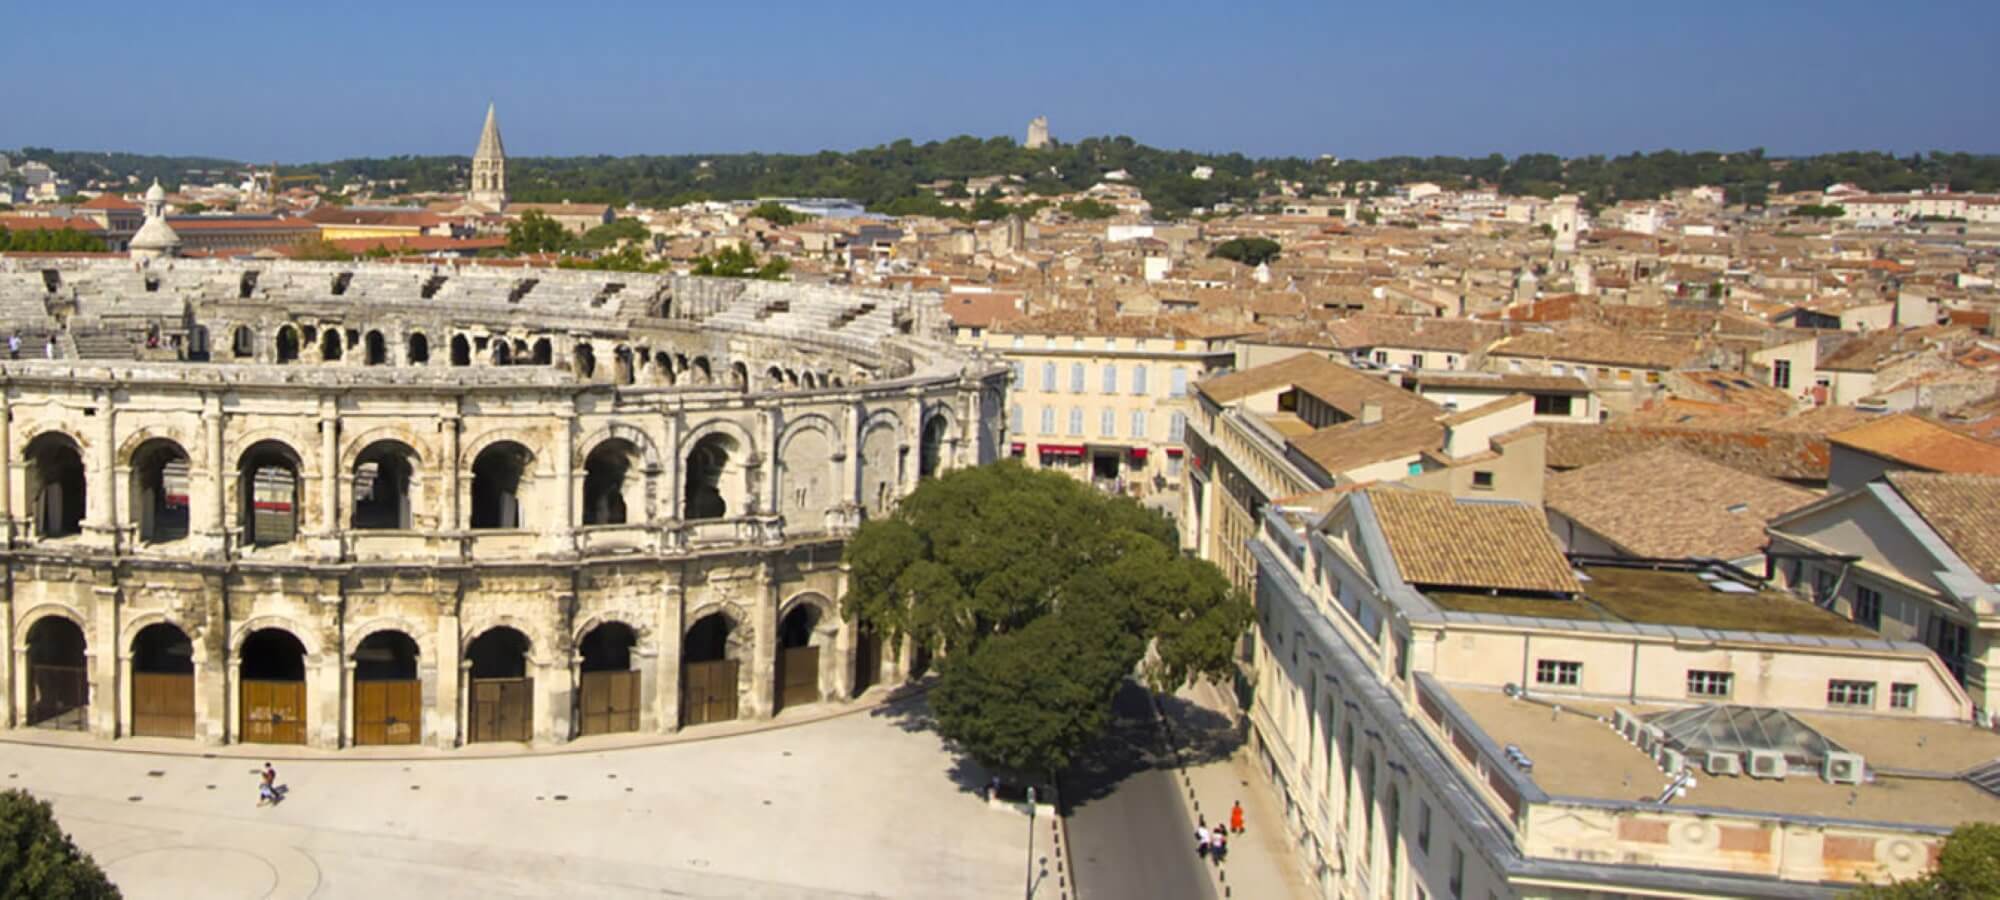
top-left (574, 424), bottom-right (661, 471)
top-left (350, 438), bottom-right (423, 530)
top-left (343, 616), bottom-right (431, 660)
top-left (115, 424), bottom-right (195, 469)
top-left (778, 591), bottom-right (838, 630)
top-left (572, 611), bottom-right (655, 654)
top-left (919, 405), bottom-right (956, 480)
top-left (407, 331), bottom-right (430, 365)
top-left (459, 614), bottom-right (554, 666)
top-left (581, 437), bottom-right (645, 526)
top-left (128, 436), bottom-right (192, 543)
top-left (23, 430), bottom-right (86, 540)
top-left (678, 418), bottom-right (759, 464)
top-left (469, 439), bottom-right (536, 530)
top-left (450, 334), bottom-right (472, 367)
top-left (229, 324), bottom-right (255, 359)
top-left (119, 610), bottom-right (202, 656)
top-left (319, 328), bottom-right (343, 362)
top-left (237, 437), bottom-right (306, 546)
top-left (363, 330), bottom-right (389, 365)
top-left (228, 615), bottom-right (324, 661)
top-left (777, 417), bottom-right (841, 522)
top-left (683, 599), bottom-right (750, 638)
top-left (338, 426), bottom-right (430, 472)
top-left (275, 324), bottom-right (300, 363)
top-left (858, 415), bottom-right (903, 519)
top-left (13, 603), bottom-right (88, 650)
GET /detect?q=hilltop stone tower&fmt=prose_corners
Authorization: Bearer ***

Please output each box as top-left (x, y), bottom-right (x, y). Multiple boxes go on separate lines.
top-left (1025, 116), bottom-right (1050, 150)
top-left (469, 103), bottom-right (508, 210)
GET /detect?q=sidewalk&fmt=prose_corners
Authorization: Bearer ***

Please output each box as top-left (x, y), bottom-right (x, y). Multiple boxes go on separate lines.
top-left (1154, 679), bottom-right (1316, 900)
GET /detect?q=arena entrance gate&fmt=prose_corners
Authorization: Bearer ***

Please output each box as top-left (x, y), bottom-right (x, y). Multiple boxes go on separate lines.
top-left (776, 605), bottom-right (821, 713)
top-left (467, 627), bottom-right (532, 743)
top-left (577, 623), bottom-right (639, 737)
top-left (353, 631), bottom-right (421, 746)
top-left (853, 623), bottom-right (882, 697)
top-left (680, 613), bottom-right (738, 727)
top-left (132, 623), bottom-right (196, 738)
top-left (26, 617), bottom-right (87, 730)
top-left (239, 628), bottom-right (307, 745)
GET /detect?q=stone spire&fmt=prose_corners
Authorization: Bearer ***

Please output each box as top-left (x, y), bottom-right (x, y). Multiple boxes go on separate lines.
top-left (129, 178), bottom-right (181, 260)
top-left (469, 102), bottom-right (508, 210)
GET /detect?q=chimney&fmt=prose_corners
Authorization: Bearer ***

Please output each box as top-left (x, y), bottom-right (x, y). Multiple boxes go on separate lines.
top-left (1360, 401), bottom-right (1383, 425)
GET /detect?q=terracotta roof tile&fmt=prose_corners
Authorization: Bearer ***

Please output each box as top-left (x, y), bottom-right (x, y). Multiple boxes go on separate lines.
top-left (1544, 422), bottom-right (1831, 482)
top-left (1365, 488), bottom-right (1583, 594)
top-left (1829, 414), bottom-right (2000, 475)
top-left (1546, 447), bottom-right (1815, 560)
top-left (1886, 472), bottom-right (2000, 583)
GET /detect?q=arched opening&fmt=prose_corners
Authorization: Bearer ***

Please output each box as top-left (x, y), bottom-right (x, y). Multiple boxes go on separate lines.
top-left (131, 622), bottom-right (194, 738)
top-left (450, 334), bottom-right (472, 367)
top-left (364, 330), bottom-right (388, 365)
top-left (776, 603), bottom-right (824, 713)
top-left (532, 338), bottom-right (552, 366)
top-left (231, 326), bottom-right (255, 359)
top-left (681, 613), bottom-right (739, 726)
top-left (692, 356), bottom-right (712, 384)
top-left (24, 617), bottom-right (86, 730)
top-left (920, 415), bottom-right (949, 480)
top-left (614, 346), bottom-right (635, 385)
top-left (466, 627), bottom-right (532, 743)
top-left (683, 433), bottom-right (737, 521)
top-left (785, 369), bottom-right (800, 388)
top-left (582, 439), bottom-right (641, 526)
top-left (492, 341), bottom-right (512, 366)
top-left (24, 432), bottom-right (85, 540)
top-left (470, 441), bottom-right (531, 529)
top-left (275, 326), bottom-right (299, 364)
top-left (239, 628), bottom-right (307, 744)
top-left (352, 441), bottom-right (418, 530)
top-left (131, 438), bottom-right (191, 543)
top-left (320, 328), bottom-right (343, 362)
top-left (574, 343), bottom-right (597, 379)
top-left (655, 352), bottom-right (675, 385)
top-left (729, 361), bottom-right (748, 389)
top-left (353, 630), bottom-right (420, 746)
top-left (238, 440), bottom-right (301, 546)
top-left (578, 622), bottom-right (639, 736)
top-left (407, 332), bottom-right (429, 365)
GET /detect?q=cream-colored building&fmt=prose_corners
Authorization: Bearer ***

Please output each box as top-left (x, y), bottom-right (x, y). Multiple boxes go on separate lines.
top-left (1, 260), bottom-right (1003, 751)
top-left (969, 314), bottom-right (1248, 502)
top-left (1237, 485), bottom-right (1992, 899)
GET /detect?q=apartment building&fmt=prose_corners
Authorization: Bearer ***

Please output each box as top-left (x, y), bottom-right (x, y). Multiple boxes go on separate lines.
top-left (1240, 485), bottom-right (1990, 898)
top-left (971, 312), bottom-right (1250, 502)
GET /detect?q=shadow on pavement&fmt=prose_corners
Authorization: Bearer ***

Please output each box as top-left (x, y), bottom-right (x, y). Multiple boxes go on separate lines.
top-left (1154, 688), bottom-right (1244, 768)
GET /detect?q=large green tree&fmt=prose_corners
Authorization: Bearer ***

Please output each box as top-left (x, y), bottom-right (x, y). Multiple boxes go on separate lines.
top-left (505, 209), bottom-right (572, 254)
top-left (1851, 823), bottom-right (2000, 898)
top-left (0, 789), bottom-right (119, 899)
top-left (1209, 237), bottom-right (1281, 266)
top-left (842, 462), bottom-right (1250, 775)
top-left (0, 227), bottom-right (106, 254)
top-left (689, 244), bottom-right (788, 280)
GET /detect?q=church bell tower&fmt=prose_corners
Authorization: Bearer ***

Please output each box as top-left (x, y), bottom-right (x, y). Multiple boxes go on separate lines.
top-left (469, 103), bottom-right (508, 210)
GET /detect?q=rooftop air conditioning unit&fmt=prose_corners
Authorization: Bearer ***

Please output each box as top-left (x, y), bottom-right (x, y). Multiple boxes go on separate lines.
top-left (1638, 724), bottom-right (1664, 755)
top-left (1611, 708), bottom-right (1636, 740)
top-left (1747, 749), bottom-right (1788, 780)
top-left (1658, 747), bottom-right (1686, 775)
top-left (1705, 752), bottom-right (1743, 777)
top-left (1823, 751), bottom-right (1865, 785)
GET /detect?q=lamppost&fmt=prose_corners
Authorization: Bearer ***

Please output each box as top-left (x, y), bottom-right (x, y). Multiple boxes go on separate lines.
top-left (1024, 785), bottom-right (1037, 900)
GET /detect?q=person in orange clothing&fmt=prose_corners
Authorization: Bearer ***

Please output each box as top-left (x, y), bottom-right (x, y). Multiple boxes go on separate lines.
top-left (1230, 800), bottom-right (1245, 835)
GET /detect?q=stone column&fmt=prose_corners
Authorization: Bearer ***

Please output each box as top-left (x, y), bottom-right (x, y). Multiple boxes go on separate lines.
top-left (85, 389), bottom-right (117, 545)
top-left (842, 402), bottom-right (864, 507)
top-left (313, 644), bottom-right (341, 749)
top-left (0, 389), bottom-right (14, 546)
top-left (748, 564), bottom-right (778, 719)
top-left (433, 611), bottom-right (461, 749)
top-left (442, 404), bottom-right (462, 534)
top-left (760, 407), bottom-right (780, 515)
top-left (341, 659), bottom-right (356, 748)
top-left (552, 410), bottom-right (575, 552)
top-left (316, 400), bottom-right (339, 555)
top-left (662, 411), bottom-right (682, 524)
top-left (658, 578), bottom-right (684, 731)
top-left (200, 397), bottom-right (227, 555)
top-left (0, 601), bottom-right (13, 728)
top-left (901, 394), bottom-right (923, 497)
top-left (90, 583), bottom-right (119, 738)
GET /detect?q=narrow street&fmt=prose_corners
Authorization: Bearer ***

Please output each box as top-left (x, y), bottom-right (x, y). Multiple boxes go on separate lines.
top-left (1063, 680), bottom-right (1219, 900)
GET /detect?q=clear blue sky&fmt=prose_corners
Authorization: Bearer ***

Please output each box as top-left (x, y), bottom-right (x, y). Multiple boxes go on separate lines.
top-left (7, 0), bottom-right (1997, 162)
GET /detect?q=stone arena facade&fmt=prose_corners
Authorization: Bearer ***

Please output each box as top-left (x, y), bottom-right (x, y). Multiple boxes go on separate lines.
top-left (0, 258), bottom-right (1004, 750)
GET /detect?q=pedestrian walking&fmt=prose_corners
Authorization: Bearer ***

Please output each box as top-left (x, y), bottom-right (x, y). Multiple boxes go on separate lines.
top-left (1195, 823), bottom-right (1211, 859)
top-left (8, 333), bottom-right (19, 359)
top-left (1230, 800), bottom-right (1245, 834)
top-left (257, 762), bottom-right (279, 806)
top-left (43, 336), bottom-right (56, 360)
top-left (1212, 831), bottom-right (1228, 865)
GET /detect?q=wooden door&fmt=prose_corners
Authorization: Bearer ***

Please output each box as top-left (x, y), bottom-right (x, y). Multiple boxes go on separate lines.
top-left (853, 627), bottom-right (881, 696)
top-left (777, 646), bottom-right (820, 712)
top-left (680, 660), bottom-right (738, 727)
top-left (355, 679), bottom-right (421, 746)
top-left (27, 662), bottom-right (87, 730)
top-left (469, 677), bottom-right (532, 743)
top-left (241, 679), bottom-right (306, 744)
top-left (132, 672), bottom-right (195, 738)
top-left (578, 670), bottom-right (640, 736)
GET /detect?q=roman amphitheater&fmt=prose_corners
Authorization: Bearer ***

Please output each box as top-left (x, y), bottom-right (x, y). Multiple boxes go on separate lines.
top-left (0, 257), bottom-right (1003, 750)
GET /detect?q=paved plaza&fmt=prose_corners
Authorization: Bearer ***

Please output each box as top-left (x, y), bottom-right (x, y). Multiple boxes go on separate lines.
top-left (3, 697), bottom-right (1046, 899)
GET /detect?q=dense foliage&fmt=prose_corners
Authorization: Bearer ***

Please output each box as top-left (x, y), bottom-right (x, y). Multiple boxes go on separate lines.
top-left (505, 209), bottom-right (571, 254)
top-left (0, 227), bottom-right (105, 253)
top-left (1210, 237), bottom-right (1282, 266)
top-left (689, 244), bottom-right (787, 279)
top-left (1851, 823), bottom-right (2000, 898)
top-left (842, 463), bottom-right (1250, 775)
top-left (16, 142), bottom-right (2000, 221)
top-left (746, 201), bottom-right (806, 226)
top-left (0, 789), bottom-right (120, 899)
top-left (1790, 204), bottom-right (1846, 219)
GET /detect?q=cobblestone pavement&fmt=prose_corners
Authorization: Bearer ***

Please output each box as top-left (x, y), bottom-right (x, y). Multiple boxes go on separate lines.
top-left (4, 696), bottom-right (1039, 899)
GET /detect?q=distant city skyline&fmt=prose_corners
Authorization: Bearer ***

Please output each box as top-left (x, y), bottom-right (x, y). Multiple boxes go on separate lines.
top-left (6, 0), bottom-right (1998, 162)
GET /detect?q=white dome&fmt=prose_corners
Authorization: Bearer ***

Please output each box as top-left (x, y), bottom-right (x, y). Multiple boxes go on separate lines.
top-left (145, 179), bottom-right (166, 203)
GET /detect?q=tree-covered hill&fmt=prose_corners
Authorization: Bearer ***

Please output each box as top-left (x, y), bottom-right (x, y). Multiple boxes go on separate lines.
top-left (13, 139), bottom-right (2000, 218)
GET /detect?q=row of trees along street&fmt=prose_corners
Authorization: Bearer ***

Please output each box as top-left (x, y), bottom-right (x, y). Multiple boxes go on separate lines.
top-left (840, 462), bottom-right (1252, 781)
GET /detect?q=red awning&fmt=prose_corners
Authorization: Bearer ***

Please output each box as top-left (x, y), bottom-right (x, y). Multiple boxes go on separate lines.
top-left (1128, 448), bottom-right (1149, 461)
top-left (1037, 444), bottom-right (1086, 456)
top-left (1009, 442), bottom-right (1025, 453)
top-left (1165, 447), bottom-right (1185, 457)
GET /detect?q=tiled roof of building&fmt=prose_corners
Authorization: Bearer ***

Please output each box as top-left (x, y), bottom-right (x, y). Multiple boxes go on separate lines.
top-left (993, 308), bottom-right (1256, 340)
top-left (78, 193), bottom-right (140, 211)
top-left (1885, 472), bottom-right (2000, 583)
top-left (1315, 314), bottom-right (1511, 353)
top-left (1487, 325), bottom-right (1707, 370)
top-left (0, 215), bottom-right (104, 233)
top-left (942, 293), bottom-right (1021, 329)
top-left (1408, 371), bottom-right (1592, 394)
top-left (1543, 422), bottom-right (1831, 482)
top-left (1293, 416), bottom-right (1443, 475)
top-left (1829, 413), bottom-right (2000, 475)
top-left (1546, 447), bottom-right (1815, 560)
top-left (1199, 352), bottom-right (1420, 413)
top-left (1364, 488), bottom-right (1583, 594)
